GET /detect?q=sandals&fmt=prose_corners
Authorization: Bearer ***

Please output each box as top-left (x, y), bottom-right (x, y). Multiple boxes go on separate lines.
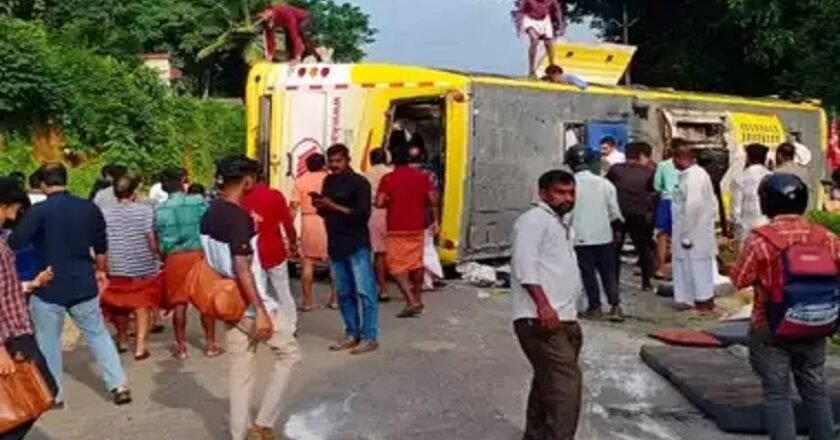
top-left (378, 295), bottom-right (392, 303)
top-left (204, 347), bottom-right (225, 358)
top-left (134, 350), bottom-right (151, 361)
top-left (397, 305), bottom-right (423, 318)
top-left (297, 304), bottom-right (316, 313)
top-left (172, 345), bottom-right (188, 360)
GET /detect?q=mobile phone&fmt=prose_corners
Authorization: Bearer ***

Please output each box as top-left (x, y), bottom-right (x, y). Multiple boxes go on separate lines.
top-left (309, 192), bottom-right (323, 199)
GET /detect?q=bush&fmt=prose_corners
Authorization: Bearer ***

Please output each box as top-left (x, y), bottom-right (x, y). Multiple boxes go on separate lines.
top-left (809, 210), bottom-right (840, 235)
top-left (0, 18), bottom-right (244, 194)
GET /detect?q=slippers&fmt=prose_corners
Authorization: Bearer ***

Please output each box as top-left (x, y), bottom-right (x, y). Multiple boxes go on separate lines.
top-left (325, 303), bottom-right (339, 310)
top-left (171, 346), bottom-right (188, 360)
top-left (297, 305), bottom-right (316, 313)
top-left (397, 305), bottom-right (423, 318)
top-left (134, 350), bottom-right (151, 361)
top-left (378, 295), bottom-right (392, 303)
top-left (204, 347), bottom-right (225, 358)
top-left (150, 324), bottom-right (165, 334)
top-left (116, 344), bottom-right (129, 354)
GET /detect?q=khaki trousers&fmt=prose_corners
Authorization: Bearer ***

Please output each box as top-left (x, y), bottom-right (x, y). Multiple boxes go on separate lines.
top-left (227, 310), bottom-right (301, 440)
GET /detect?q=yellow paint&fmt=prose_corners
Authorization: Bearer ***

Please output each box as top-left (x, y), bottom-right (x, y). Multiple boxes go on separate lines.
top-left (538, 42), bottom-right (636, 85)
top-left (246, 62), bottom-right (826, 263)
top-left (729, 113), bottom-right (786, 147)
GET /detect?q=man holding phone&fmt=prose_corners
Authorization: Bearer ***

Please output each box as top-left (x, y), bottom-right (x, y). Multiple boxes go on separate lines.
top-left (510, 169), bottom-right (583, 440)
top-left (313, 144), bottom-right (379, 355)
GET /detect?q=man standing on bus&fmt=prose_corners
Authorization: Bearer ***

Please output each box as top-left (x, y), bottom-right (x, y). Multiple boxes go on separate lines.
top-left (258, 3), bottom-right (319, 63)
top-left (514, 0), bottom-right (563, 78)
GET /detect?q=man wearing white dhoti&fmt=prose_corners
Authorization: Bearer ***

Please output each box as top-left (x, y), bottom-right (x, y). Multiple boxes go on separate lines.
top-left (671, 144), bottom-right (718, 312)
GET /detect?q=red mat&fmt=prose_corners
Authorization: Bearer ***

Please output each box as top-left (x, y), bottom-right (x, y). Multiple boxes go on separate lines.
top-left (649, 328), bottom-right (723, 348)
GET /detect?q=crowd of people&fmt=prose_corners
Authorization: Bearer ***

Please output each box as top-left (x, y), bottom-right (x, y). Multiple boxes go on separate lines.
top-left (0, 129), bottom-right (446, 439)
top-left (511, 138), bottom-right (840, 440)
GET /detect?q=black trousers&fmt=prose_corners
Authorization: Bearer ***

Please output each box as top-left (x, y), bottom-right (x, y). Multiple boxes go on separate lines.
top-left (574, 244), bottom-right (620, 309)
top-left (0, 334), bottom-right (57, 440)
top-left (515, 320), bottom-right (583, 440)
top-left (616, 213), bottom-right (655, 288)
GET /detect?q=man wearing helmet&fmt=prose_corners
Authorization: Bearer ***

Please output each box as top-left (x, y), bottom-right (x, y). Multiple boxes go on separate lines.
top-left (731, 174), bottom-right (840, 440)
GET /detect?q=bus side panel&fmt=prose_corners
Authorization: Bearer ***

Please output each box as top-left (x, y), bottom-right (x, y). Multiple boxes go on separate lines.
top-left (463, 84), bottom-right (633, 260)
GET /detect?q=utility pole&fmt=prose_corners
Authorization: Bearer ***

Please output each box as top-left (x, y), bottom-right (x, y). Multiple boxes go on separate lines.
top-left (610, 2), bottom-right (638, 86)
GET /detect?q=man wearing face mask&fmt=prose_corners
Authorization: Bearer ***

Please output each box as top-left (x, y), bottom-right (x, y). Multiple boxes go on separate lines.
top-left (511, 169), bottom-right (584, 440)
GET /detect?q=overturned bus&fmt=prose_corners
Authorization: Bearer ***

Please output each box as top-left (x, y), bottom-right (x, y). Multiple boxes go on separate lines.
top-left (245, 43), bottom-right (827, 265)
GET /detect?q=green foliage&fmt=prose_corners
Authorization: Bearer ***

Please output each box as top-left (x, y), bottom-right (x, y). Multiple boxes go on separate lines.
top-left (0, 17), bottom-right (244, 194)
top-left (291, 0), bottom-right (376, 62)
top-left (809, 210), bottom-right (840, 235)
top-left (0, 18), bottom-right (67, 125)
top-left (568, 0), bottom-right (840, 107)
top-left (24, 0), bottom-right (375, 97)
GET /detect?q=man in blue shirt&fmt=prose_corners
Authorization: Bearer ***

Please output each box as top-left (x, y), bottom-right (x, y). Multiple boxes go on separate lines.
top-left (10, 163), bottom-right (131, 406)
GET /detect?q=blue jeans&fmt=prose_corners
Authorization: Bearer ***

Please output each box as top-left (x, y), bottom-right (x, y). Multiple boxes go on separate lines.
top-left (29, 295), bottom-right (127, 401)
top-left (330, 247), bottom-right (379, 342)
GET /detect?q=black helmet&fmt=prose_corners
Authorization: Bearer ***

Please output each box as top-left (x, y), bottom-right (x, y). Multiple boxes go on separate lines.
top-left (564, 145), bottom-right (590, 172)
top-left (759, 173), bottom-right (808, 219)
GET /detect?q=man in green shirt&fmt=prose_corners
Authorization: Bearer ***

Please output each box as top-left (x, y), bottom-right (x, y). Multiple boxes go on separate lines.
top-left (653, 154), bottom-right (679, 279)
top-left (154, 168), bottom-right (221, 359)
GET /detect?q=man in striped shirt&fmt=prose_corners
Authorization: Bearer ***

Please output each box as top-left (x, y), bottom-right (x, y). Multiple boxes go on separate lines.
top-left (101, 176), bottom-right (162, 360)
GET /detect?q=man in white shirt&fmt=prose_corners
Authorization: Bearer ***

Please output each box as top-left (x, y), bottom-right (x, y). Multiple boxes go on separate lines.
top-left (600, 136), bottom-right (626, 175)
top-left (671, 145), bottom-right (718, 312)
top-left (511, 169), bottom-right (583, 440)
top-left (730, 144), bottom-right (770, 247)
top-left (565, 146), bottom-right (624, 321)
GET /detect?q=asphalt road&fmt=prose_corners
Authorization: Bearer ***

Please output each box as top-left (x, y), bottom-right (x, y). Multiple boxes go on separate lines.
top-left (29, 276), bottom-right (757, 440)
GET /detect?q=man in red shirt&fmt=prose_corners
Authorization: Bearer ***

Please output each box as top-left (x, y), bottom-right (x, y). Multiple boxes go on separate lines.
top-left (258, 4), bottom-right (318, 62)
top-left (376, 145), bottom-right (438, 318)
top-left (731, 174), bottom-right (839, 440)
top-left (241, 173), bottom-right (299, 333)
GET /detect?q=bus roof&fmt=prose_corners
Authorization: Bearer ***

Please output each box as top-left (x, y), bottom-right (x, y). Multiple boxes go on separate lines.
top-left (254, 62), bottom-right (824, 113)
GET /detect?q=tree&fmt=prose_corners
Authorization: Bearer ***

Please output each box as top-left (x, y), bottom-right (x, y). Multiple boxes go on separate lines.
top-left (24, 0), bottom-right (375, 97)
top-left (567, 0), bottom-right (840, 107)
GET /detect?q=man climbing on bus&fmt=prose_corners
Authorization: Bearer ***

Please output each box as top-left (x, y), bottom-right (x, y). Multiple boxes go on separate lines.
top-left (513, 0), bottom-right (564, 78)
top-left (258, 3), bottom-right (320, 63)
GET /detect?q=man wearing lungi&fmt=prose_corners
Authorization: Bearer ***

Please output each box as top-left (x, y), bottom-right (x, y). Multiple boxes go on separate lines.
top-left (155, 167), bottom-right (221, 359)
top-left (376, 145), bottom-right (438, 318)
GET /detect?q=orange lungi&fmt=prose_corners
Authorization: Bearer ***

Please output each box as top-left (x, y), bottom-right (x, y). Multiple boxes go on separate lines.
top-left (102, 274), bottom-right (164, 312)
top-left (301, 213), bottom-right (328, 260)
top-left (163, 251), bottom-right (204, 308)
top-left (386, 231), bottom-right (425, 275)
